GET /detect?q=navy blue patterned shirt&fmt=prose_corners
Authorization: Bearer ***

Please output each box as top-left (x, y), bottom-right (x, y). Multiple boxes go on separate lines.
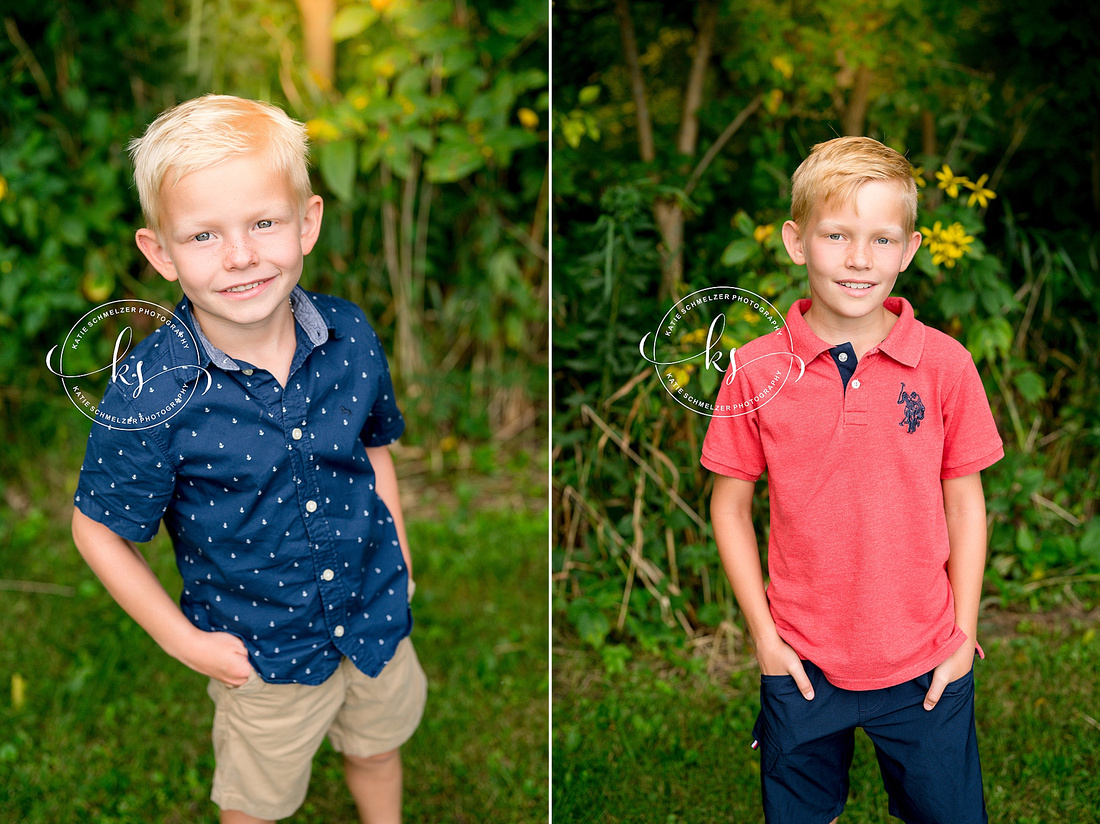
top-left (75, 287), bottom-right (411, 685)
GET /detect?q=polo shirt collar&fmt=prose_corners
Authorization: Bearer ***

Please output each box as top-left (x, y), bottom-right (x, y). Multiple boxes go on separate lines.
top-left (176, 286), bottom-right (334, 373)
top-left (786, 296), bottom-right (924, 368)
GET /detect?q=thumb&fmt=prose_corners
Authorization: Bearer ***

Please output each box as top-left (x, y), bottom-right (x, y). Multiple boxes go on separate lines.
top-left (790, 662), bottom-right (815, 701)
top-left (923, 677), bottom-right (945, 711)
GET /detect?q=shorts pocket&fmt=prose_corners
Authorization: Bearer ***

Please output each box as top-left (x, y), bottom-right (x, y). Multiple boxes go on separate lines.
top-left (226, 667), bottom-right (266, 696)
top-left (941, 666), bottom-right (974, 696)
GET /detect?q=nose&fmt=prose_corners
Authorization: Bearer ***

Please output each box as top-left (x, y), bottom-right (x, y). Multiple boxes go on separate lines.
top-left (846, 241), bottom-right (872, 270)
top-left (224, 236), bottom-right (258, 269)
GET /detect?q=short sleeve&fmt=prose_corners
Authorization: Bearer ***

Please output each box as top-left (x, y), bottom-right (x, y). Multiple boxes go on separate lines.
top-left (74, 387), bottom-right (177, 543)
top-left (700, 359), bottom-right (767, 481)
top-left (940, 355), bottom-right (1004, 479)
top-left (359, 326), bottom-right (405, 448)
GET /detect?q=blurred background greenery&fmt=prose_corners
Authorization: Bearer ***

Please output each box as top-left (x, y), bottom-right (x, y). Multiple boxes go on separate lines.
top-left (0, 1), bottom-right (548, 821)
top-left (553, 1), bottom-right (1099, 819)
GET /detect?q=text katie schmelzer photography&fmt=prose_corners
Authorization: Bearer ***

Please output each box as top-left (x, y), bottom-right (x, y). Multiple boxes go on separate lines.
top-left (639, 286), bottom-right (804, 418)
top-left (46, 299), bottom-right (211, 431)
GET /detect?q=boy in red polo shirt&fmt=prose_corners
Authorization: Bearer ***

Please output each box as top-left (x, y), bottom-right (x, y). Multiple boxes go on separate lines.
top-left (703, 136), bottom-right (1003, 823)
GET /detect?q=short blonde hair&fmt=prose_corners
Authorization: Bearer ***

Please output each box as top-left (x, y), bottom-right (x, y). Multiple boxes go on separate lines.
top-left (129, 94), bottom-right (312, 236)
top-left (790, 136), bottom-right (918, 234)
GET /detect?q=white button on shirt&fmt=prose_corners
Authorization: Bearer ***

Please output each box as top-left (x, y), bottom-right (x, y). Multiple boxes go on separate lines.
top-left (292, 428), bottom-right (303, 440)
top-left (306, 500), bottom-right (318, 512)
top-left (838, 352), bottom-right (849, 363)
top-left (851, 379), bottom-right (861, 389)
top-left (334, 625), bottom-right (345, 637)
top-left (322, 569), bottom-right (335, 581)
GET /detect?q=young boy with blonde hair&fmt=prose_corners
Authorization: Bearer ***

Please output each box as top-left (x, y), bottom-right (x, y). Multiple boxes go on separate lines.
top-left (72, 94), bottom-right (426, 824)
top-left (703, 136), bottom-right (1002, 823)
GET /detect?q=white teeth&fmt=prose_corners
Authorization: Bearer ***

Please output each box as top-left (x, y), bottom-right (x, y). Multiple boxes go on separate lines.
top-left (840, 282), bottom-right (872, 290)
top-left (226, 281), bottom-right (262, 292)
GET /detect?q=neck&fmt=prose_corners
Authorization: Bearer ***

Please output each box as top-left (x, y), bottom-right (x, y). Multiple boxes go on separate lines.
top-left (803, 302), bottom-right (898, 360)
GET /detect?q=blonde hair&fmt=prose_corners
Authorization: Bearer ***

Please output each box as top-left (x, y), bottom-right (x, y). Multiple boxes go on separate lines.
top-left (128, 94), bottom-right (312, 235)
top-left (790, 136), bottom-right (918, 234)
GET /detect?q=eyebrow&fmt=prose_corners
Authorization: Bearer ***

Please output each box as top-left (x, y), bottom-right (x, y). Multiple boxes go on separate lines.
top-left (818, 221), bottom-right (904, 236)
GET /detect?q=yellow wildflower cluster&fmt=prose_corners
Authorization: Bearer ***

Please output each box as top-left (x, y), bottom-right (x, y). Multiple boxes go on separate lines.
top-left (753, 223), bottom-right (775, 244)
top-left (666, 364), bottom-right (694, 388)
top-left (919, 220), bottom-right (974, 268)
top-left (933, 165), bottom-right (997, 208)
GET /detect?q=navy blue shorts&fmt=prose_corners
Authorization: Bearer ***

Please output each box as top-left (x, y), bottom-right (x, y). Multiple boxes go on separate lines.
top-left (753, 660), bottom-right (987, 824)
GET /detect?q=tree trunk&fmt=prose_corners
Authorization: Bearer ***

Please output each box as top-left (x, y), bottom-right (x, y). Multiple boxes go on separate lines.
top-left (295, 0), bottom-right (336, 87)
top-left (613, 0), bottom-right (655, 163)
top-left (842, 64), bottom-right (872, 136)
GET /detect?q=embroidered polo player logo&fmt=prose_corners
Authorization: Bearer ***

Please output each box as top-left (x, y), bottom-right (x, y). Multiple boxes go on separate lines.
top-left (897, 382), bottom-right (925, 434)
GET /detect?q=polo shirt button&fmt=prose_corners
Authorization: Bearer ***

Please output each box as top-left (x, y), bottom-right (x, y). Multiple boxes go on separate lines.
top-left (851, 379), bottom-right (861, 389)
top-left (838, 352), bottom-right (848, 363)
top-left (334, 625), bottom-right (345, 637)
top-left (242, 369), bottom-right (254, 376)
top-left (322, 569), bottom-right (335, 581)
top-left (292, 428), bottom-right (303, 440)
top-left (306, 500), bottom-right (318, 512)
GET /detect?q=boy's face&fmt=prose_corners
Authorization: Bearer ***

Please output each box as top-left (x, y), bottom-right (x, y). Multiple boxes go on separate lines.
top-left (135, 152), bottom-right (323, 338)
top-left (781, 179), bottom-right (921, 327)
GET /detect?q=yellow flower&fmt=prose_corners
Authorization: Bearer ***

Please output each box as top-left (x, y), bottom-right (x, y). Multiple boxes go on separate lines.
top-left (921, 220), bottom-right (974, 268)
top-left (0, 176), bottom-right (7, 200)
top-left (11, 673), bottom-right (25, 710)
top-left (910, 165), bottom-right (926, 188)
top-left (305, 118), bottom-right (341, 142)
top-left (934, 165), bottom-right (970, 199)
top-left (753, 224), bottom-right (775, 244)
top-left (517, 108), bottom-right (539, 130)
top-left (679, 327), bottom-right (709, 347)
top-left (770, 54), bottom-right (794, 80)
top-left (352, 94), bottom-right (370, 110)
top-left (666, 365), bottom-right (693, 388)
top-left (964, 174), bottom-right (996, 208)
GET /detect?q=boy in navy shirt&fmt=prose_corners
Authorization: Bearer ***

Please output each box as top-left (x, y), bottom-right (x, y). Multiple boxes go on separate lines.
top-left (72, 95), bottom-right (426, 824)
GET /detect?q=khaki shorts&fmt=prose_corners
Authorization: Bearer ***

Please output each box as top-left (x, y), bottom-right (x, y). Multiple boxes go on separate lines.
top-left (206, 636), bottom-right (427, 820)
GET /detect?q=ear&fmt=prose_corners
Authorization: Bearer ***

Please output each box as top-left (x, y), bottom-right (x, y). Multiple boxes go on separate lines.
top-left (781, 220), bottom-right (806, 265)
top-left (299, 195), bottom-right (324, 256)
top-left (899, 229), bottom-right (923, 272)
top-left (135, 228), bottom-right (179, 282)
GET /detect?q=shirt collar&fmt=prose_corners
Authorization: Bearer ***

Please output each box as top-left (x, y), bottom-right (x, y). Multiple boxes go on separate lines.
top-left (786, 296), bottom-right (924, 368)
top-left (176, 286), bottom-right (333, 372)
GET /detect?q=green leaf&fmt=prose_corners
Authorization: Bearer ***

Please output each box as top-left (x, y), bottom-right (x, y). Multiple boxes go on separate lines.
top-left (331, 6), bottom-right (378, 41)
top-left (318, 139), bottom-right (357, 203)
top-left (721, 238), bottom-right (758, 266)
top-left (425, 142), bottom-right (484, 183)
top-left (1013, 370), bottom-right (1046, 402)
top-left (578, 85), bottom-right (601, 105)
top-left (1080, 521), bottom-right (1100, 565)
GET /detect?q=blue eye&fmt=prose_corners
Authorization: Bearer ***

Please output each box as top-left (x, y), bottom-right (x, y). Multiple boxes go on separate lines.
top-left (257, 219), bottom-right (273, 229)
top-left (194, 232), bottom-right (211, 242)
top-left (875, 237), bottom-right (892, 245)
top-left (827, 233), bottom-right (842, 241)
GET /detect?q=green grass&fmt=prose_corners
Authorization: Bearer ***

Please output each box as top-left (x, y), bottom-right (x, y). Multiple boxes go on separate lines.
top-left (553, 611), bottom-right (1100, 823)
top-left (0, 451), bottom-right (548, 824)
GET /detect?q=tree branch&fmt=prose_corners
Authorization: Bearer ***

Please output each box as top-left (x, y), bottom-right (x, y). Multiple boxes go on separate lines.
top-left (676, 0), bottom-right (719, 156)
top-left (613, 0), bottom-right (655, 162)
top-left (684, 94), bottom-right (762, 197)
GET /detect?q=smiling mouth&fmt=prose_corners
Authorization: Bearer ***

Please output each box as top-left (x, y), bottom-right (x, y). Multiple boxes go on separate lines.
top-left (222, 279), bottom-right (270, 293)
top-left (839, 281), bottom-right (874, 290)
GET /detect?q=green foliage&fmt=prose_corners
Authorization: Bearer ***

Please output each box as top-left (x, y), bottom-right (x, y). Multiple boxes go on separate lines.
top-left (0, 0), bottom-right (548, 457)
top-left (553, 0), bottom-right (1100, 662)
top-left (0, 454), bottom-right (547, 822)
top-left (554, 617), bottom-right (1100, 822)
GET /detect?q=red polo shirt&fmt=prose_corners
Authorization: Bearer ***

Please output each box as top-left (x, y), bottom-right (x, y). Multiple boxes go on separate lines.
top-left (702, 297), bottom-right (1003, 690)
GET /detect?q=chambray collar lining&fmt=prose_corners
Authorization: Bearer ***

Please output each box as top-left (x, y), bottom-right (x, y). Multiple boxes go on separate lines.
top-left (183, 286), bottom-right (332, 372)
